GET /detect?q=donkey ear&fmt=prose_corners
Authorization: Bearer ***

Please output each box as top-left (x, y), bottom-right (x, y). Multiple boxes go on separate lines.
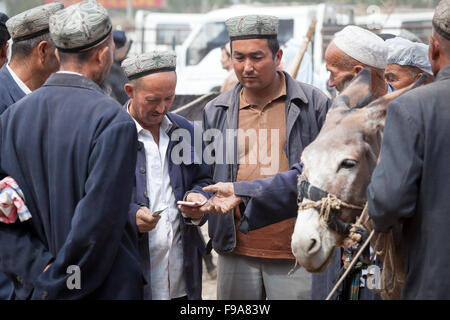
top-left (365, 74), bottom-right (427, 130)
top-left (330, 68), bottom-right (373, 109)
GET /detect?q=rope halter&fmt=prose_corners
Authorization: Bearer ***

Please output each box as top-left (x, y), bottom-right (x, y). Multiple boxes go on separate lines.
top-left (297, 174), bottom-right (365, 236)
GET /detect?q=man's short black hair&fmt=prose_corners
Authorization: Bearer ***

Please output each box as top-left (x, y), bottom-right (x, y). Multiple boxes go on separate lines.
top-left (11, 32), bottom-right (53, 59)
top-left (0, 12), bottom-right (10, 47)
top-left (0, 32), bottom-right (9, 47)
top-left (230, 37), bottom-right (280, 58)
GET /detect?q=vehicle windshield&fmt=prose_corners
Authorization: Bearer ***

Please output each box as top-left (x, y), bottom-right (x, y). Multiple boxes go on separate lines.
top-left (157, 23), bottom-right (192, 48)
top-left (186, 20), bottom-right (294, 66)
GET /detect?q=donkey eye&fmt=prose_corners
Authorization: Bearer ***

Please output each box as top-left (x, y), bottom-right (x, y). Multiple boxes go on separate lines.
top-left (339, 159), bottom-right (358, 170)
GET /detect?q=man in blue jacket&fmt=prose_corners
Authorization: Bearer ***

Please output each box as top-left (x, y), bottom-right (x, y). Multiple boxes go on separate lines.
top-left (121, 51), bottom-right (213, 300)
top-left (0, 2), bottom-right (63, 300)
top-left (0, 0), bottom-right (143, 299)
top-left (181, 15), bottom-right (330, 300)
top-left (0, 2), bottom-right (62, 115)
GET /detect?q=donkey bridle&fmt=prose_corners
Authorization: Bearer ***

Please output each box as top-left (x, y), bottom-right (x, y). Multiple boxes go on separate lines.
top-left (297, 175), bottom-right (366, 238)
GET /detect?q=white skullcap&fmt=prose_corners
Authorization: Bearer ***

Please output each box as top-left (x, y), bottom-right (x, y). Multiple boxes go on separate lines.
top-left (332, 25), bottom-right (388, 69)
top-left (386, 37), bottom-right (432, 75)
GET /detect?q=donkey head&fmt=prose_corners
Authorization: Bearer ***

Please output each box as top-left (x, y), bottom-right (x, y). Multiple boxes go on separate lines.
top-left (291, 69), bottom-right (424, 272)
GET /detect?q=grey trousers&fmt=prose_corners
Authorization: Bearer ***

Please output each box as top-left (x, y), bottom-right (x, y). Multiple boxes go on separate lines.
top-left (217, 253), bottom-right (312, 300)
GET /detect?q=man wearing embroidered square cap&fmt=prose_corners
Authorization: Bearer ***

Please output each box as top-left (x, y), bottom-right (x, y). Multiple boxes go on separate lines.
top-left (0, 0), bottom-right (143, 299)
top-left (121, 51), bottom-right (213, 300)
top-left (179, 14), bottom-right (331, 300)
top-left (0, 2), bottom-right (63, 301)
top-left (0, 2), bottom-right (62, 115)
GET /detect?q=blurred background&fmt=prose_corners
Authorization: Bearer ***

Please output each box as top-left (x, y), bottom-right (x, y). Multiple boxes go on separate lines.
top-left (0, 0), bottom-right (441, 299)
top-left (0, 0), bottom-right (440, 105)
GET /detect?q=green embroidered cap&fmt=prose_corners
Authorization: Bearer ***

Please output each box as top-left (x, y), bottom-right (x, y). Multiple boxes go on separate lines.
top-left (49, 0), bottom-right (112, 52)
top-left (225, 15), bottom-right (278, 41)
top-left (121, 51), bottom-right (177, 80)
top-left (433, 0), bottom-right (450, 40)
top-left (6, 2), bottom-right (64, 42)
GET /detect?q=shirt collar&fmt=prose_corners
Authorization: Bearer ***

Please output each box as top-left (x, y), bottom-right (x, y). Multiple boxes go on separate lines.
top-left (239, 70), bottom-right (287, 110)
top-left (57, 71), bottom-right (83, 77)
top-left (126, 100), bottom-right (173, 135)
top-left (7, 64), bottom-right (32, 95)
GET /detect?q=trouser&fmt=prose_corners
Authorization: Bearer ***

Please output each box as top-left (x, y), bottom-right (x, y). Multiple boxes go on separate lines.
top-left (217, 253), bottom-right (312, 300)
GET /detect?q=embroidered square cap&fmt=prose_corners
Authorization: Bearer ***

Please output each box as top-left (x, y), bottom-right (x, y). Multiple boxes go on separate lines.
top-left (121, 51), bottom-right (177, 80)
top-left (6, 2), bottom-right (63, 42)
top-left (433, 0), bottom-right (450, 40)
top-left (49, 0), bottom-right (112, 52)
top-left (225, 15), bottom-right (278, 41)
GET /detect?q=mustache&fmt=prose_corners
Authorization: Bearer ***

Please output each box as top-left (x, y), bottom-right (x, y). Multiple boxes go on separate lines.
top-left (147, 111), bottom-right (165, 117)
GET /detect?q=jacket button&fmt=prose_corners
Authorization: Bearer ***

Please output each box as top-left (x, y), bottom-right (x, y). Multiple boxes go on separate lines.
top-left (140, 167), bottom-right (146, 174)
top-left (144, 191), bottom-right (148, 198)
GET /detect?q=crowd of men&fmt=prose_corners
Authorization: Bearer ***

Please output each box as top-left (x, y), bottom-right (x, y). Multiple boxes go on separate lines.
top-left (0, 0), bottom-right (449, 300)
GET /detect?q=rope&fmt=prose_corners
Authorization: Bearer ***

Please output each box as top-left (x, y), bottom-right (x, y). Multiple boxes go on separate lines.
top-left (326, 202), bottom-right (403, 299)
top-left (326, 228), bottom-right (375, 300)
top-left (297, 194), bottom-right (364, 228)
top-left (298, 187), bottom-right (403, 299)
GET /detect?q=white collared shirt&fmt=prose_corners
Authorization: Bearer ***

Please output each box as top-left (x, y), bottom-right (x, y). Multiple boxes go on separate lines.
top-left (7, 64), bottom-right (32, 95)
top-left (56, 71), bottom-right (83, 76)
top-left (127, 102), bottom-right (186, 300)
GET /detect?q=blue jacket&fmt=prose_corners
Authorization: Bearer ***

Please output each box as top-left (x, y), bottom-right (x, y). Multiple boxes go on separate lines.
top-left (0, 64), bottom-right (26, 114)
top-left (202, 71), bottom-right (331, 254)
top-left (126, 107), bottom-right (213, 300)
top-left (0, 73), bottom-right (143, 299)
top-left (0, 64), bottom-right (26, 299)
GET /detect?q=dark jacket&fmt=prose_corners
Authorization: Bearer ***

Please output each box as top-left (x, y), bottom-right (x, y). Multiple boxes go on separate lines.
top-left (0, 64), bottom-right (26, 299)
top-left (126, 107), bottom-right (213, 300)
top-left (202, 71), bottom-right (331, 254)
top-left (367, 65), bottom-right (450, 299)
top-left (0, 64), bottom-right (26, 115)
top-left (103, 61), bottom-right (129, 105)
top-left (0, 73), bottom-right (143, 300)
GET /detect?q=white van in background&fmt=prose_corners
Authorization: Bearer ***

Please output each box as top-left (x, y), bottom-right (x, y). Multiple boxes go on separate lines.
top-left (130, 10), bottom-right (204, 55)
top-left (174, 4), bottom-right (339, 95)
top-left (355, 10), bottom-right (434, 42)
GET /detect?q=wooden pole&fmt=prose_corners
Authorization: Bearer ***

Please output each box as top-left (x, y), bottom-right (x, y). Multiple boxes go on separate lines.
top-left (289, 18), bottom-right (317, 80)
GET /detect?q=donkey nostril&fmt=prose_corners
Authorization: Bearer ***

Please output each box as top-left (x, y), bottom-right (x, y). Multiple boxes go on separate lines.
top-left (307, 237), bottom-right (320, 255)
top-left (308, 239), bottom-right (316, 252)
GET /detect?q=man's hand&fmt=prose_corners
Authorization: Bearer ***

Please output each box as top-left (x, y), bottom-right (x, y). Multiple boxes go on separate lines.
top-left (203, 182), bottom-right (243, 215)
top-left (177, 193), bottom-right (207, 220)
top-left (179, 182), bottom-right (243, 216)
top-left (136, 206), bottom-right (161, 233)
top-left (181, 193), bottom-right (208, 220)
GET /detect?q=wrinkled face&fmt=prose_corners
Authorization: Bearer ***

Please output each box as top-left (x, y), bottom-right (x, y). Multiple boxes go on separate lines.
top-left (231, 38), bottom-right (282, 91)
top-left (291, 107), bottom-right (381, 272)
top-left (384, 64), bottom-right (420, 90)
top-left (127, 71), bottom-right (177, 130)
top-left (325, 43), bottom-right (358, 93)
